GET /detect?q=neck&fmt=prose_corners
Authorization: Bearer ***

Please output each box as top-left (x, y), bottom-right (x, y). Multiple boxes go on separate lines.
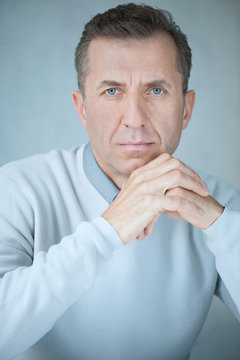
top-left (92, 150), bottom-right (128, 190)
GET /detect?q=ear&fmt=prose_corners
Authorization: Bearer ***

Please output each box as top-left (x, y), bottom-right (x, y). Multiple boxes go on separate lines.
top-left (72, 91), bottom-right (87, 129)
top-left (182, 90), bottom-right (196, 130)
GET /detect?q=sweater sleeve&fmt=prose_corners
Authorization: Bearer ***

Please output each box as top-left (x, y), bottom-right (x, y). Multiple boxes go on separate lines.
top-left (203, 207), bottom-right (240, 320)
top-left (0, 174), bottom-right (123, 359)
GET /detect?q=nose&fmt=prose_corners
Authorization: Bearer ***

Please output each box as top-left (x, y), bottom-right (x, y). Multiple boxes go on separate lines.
top-left (121, 96), bottom-right (147, 129)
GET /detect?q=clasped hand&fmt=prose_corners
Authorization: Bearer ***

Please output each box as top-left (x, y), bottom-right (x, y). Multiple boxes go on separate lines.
top-left (102, 153), bottom-right (224, 245)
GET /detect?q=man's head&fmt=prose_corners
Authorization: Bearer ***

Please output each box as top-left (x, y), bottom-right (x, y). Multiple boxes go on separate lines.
top-left (75, 3), bottom-right (192, 97)
top-left (72, 3), bottom-right (195, 188)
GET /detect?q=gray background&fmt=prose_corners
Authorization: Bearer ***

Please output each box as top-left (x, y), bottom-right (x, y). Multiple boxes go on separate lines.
top-left (0, 0), bottom-right (240, 358)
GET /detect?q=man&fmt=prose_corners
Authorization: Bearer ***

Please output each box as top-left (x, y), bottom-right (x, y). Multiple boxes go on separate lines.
top-left (0, 3), bottom-right (239, 360)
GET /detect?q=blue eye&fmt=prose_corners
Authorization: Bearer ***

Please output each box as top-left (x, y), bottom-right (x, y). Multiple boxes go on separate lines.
top-left (151, 87), bottom-right (163, 95)
top-left (106, 88), bottom-right (118, 95)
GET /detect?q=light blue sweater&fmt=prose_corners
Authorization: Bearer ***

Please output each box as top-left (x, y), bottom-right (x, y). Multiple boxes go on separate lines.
top-left (0, 144), bottom-right (240, 360)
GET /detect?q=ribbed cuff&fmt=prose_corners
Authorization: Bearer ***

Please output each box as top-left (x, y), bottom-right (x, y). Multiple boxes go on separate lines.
top-left (90, 216), bottom-right (123, 258)
top-left (203, 207), bottom-right (240, 256)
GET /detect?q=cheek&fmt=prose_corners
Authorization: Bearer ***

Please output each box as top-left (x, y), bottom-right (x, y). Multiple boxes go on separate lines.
top-left (86, 102), bottom-right (120, 143)
top-left (151, 103), bottom-right (184, 138)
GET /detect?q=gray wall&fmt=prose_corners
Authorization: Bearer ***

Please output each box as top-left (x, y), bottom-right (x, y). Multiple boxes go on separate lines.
top-left (1, 0), bottom-right (240, 358)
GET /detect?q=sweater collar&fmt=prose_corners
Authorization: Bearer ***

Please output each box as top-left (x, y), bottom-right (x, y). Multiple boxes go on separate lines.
top-left (83, 142), bottom-right (119, 204)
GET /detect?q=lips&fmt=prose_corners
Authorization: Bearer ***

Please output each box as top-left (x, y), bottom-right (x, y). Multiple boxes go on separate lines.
top-left (121, 142), bottom-right (151, 145)
top-left (120, 141), bottom-right (153, 145)
top-left (119, 142), bottom-right (153, 151)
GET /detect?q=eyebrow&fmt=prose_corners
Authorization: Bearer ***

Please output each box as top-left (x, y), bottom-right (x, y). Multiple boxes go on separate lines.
top-left (144, 80), bottom-right (172, 89)
top-left (97, 80), bottom-right (124, 90)
top-left (96, 79), bottom-right (172, 90)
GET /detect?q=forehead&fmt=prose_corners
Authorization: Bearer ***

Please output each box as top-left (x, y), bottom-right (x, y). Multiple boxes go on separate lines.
top-left (85, 33), bottom-right (181, 88)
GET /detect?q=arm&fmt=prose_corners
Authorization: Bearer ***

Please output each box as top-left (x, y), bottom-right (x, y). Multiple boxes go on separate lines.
top-left (102, 152), bottom-right (240, 318)
top-left (203, 207), bottom-right (240, 319)
top-left (0, 175), bottom-right (122, 358)
top-left (165, 176), bottom-right (240, 317)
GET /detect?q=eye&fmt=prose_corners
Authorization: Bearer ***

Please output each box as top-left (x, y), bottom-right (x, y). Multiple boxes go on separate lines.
top-left (105, 88), bottom-right (119, 96)
top-left (150, 87), bottom-right (163, 95)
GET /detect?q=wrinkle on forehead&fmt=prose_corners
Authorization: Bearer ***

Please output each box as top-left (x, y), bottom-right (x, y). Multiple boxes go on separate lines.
top-left (85, 33), bottom-right (183, 93)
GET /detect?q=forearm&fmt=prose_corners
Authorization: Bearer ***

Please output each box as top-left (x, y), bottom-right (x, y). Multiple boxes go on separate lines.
top-left (203, 207), bottom-right (240, 314)
top-left (0, 217), bottom-right (122, 358)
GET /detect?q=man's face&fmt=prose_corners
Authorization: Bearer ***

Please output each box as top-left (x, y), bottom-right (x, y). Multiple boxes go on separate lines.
top-left (73, 33), bottom-right (195, 188)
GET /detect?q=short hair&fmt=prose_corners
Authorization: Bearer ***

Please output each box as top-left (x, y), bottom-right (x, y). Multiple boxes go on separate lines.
top-left (75, 3), bottom-right (192, 97)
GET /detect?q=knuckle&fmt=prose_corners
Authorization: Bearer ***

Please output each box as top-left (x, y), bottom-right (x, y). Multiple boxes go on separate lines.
top-left (129, 170), bottom-right (137, 180)
top-left (168, 187), bottom-right (183, 197)
top-left (176, 187), bottom-right (185, 197)
top-left (190, 168), bottom-right (198, 180)
top-left (133, 170), bottom-right (151, 188)
top-left (137, 181), bottom-right (147, 193)
top-left (193, 204), bottom-right (200, 214)
top-left (148, 194), bottom-right (156, 204)
top-left (172, 158), bottom-right (182, 169)
top-left (130, 171), bottom-right (141, 184)
top-left (161, 153), bottom-right (172, 163)
top-left (174, 196), bottom-right (184, 209)
top-left (130, 167), bottom-right (141, 177)
top-left (142, 195), bottom-right (150, 207)
top-left (161, 153), bottom-right (171, 160)
top-left (143, 194), bottom-right (156, 207)
top-left (173, 169), bottom-right (183, 181)
top-left (189, 168), bottom-right (201, 182)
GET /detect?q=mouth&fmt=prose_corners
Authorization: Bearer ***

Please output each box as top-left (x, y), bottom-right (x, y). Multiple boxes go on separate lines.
top-left (119, 142), bottom-right (154, 151)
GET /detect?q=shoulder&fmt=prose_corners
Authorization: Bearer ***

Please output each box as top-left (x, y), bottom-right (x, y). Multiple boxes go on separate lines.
top-left (0, 145), bottom-right (85, 192)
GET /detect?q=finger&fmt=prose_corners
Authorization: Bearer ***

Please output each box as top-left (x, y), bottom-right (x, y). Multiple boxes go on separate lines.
top-left (166, 187), bottom-right (206, 207)
top-left (165, 189), bottom-right (224, 229)
top-left (163, 211), bottom-right (183, 221)
top-left (152, 194), bottom-right (205, 218)
top-left (136, 212), bottom-right (160, 240)
top-left (145, 222), bottom-right (155, 237)
top-left (136, 230), bottom-right (146, 241)
top-left (120, 181), bottom-right (126, 190)
top-left (149, 213), bottom-right (160, 228)
top-left (144, 212), bottom-right (160, 235)
top-left (136, 225), bottom-right (154, 240)
top-left (131, 155), bottom-right (207, 190)
top-left (141, 170), bottom-right (209, 198)
top-left (131, 153), bottom-right (172, 174)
